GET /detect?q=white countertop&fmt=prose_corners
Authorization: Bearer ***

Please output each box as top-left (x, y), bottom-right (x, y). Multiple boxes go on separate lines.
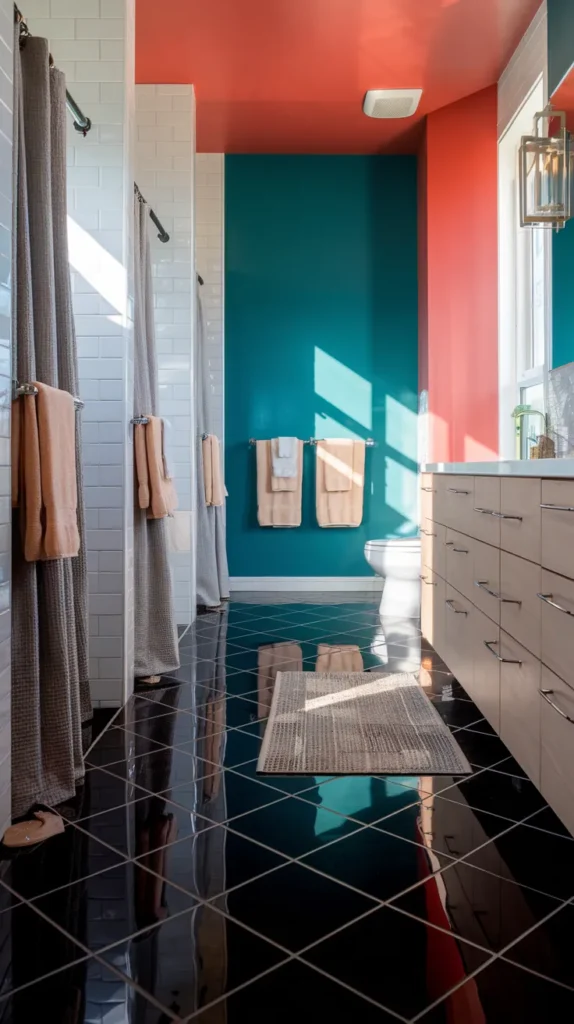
top-left (421, 459), bottom-right (574, 477)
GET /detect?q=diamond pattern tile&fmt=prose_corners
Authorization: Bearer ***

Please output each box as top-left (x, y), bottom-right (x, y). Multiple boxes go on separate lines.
top-left (6, 595), bottom-right (573, 1022)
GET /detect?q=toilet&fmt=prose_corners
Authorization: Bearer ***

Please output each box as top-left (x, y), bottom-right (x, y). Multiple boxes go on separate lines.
top-left (364, 538), bottom-right (421, 619)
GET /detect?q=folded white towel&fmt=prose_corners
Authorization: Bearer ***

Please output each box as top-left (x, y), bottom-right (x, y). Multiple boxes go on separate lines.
top-left (271, 437), bottom-right (298, 478)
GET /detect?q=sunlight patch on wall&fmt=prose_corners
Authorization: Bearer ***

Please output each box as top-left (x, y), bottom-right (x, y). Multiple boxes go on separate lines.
top-left (67, 216), bottom-right (128, 324)
top-left (386, 395), bottom-right (417, 463)
top-left (385, 456), bottom-right (418, 531)
top-left (314, 347), bottom-right (372, 430)
top-left (464, 435), bottom-right (499, 462)
top-left (314, 412), bottom-right (361, 440)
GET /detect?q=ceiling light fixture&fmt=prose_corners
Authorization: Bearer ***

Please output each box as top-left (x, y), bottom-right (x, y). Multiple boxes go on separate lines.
top-left (363, 89), bottom-right (422, 119)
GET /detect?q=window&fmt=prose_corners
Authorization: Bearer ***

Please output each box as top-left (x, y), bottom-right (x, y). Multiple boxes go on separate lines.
top-left (498, 77), bottom-right (551, 459)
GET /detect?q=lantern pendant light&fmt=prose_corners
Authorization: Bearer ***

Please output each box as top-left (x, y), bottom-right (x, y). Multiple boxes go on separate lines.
top-left (519, 105), bottom-right (571, 230)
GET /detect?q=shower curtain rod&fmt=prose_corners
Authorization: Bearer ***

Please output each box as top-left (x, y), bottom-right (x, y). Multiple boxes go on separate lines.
top-left (134, 182), bottom-right (170, 244)
top-left (14, 5), bottom-right (92, 136)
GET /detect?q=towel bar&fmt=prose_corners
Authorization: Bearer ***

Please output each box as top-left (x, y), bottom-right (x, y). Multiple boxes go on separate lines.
top-left (132, 416), bottom-right (149, 425)
top-left (248, 437), bottom-right (376, 447)
top-left (13, 381), bottom-right (84, 409)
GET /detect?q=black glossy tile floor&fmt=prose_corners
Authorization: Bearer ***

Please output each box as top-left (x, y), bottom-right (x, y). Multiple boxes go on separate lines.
top-left (1, 595), bottom-right (574, 1022)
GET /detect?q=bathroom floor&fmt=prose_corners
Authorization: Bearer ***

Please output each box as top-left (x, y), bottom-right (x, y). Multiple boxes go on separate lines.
top-left (1, 594), bottom-right (574, 1022)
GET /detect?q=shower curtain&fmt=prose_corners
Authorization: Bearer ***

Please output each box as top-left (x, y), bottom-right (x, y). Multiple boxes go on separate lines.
top-left (133, 198), bottom-right (179, 678)
top-left (195, 287), bottom-right (229, 608)
top-left (11, 32), bottom-right (90, 816)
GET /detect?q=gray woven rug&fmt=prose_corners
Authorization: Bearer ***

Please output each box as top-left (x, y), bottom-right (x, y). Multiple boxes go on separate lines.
top-left (257, 672), bottom-right (472, 776)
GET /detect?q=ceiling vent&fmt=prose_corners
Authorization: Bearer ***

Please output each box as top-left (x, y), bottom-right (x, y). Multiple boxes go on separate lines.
top-left (363, 89), bottom-right (422, 119)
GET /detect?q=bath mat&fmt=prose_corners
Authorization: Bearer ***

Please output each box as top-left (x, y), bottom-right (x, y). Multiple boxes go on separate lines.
top-left (257, 671), bottom-right (472, 776)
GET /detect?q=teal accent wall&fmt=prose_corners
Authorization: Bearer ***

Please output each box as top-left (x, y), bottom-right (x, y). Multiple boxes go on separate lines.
top-left (552, 220), bottom-right (574, 368)
top-left (548, 0), bottom-right (574, 367)
top-left (225, 155), bottom-right (418, 577)
top-left (548, 0), bottom-right (574, 95)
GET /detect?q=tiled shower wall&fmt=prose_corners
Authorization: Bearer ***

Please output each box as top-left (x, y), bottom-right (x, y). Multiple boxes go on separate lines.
top-left (26, 0), bottom-right (136, 706)
top-left (0, 0), bottom-right (12, 833)
top-left (196, 154), bottom-right (224, 444)
top-left (135, 85), bottom-right (196, 627)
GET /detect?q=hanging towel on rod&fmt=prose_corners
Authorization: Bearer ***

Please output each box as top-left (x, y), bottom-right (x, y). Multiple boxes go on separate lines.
top-left (257, 439), bottom-right (303, 526)
top-left (321, 438), bottom-right (354, 492)
top-left (271, 436), bottom-right (298, 480)
top-left (316, 439), bottom-right (365, 527)
top-left (202, 434), bottom-right (224, 506)
top-left (134, 416), bottom-right (177, 519)
top-left (12, 383), bottom-right (80, 560)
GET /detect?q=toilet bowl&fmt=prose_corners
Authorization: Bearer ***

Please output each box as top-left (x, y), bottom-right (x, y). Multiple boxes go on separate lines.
top-left (364, 538), bottom-right (421, 618)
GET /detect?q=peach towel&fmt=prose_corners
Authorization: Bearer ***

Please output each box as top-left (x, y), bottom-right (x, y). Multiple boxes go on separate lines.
top-left (202, 434), bottom-right (224, 507)
top-left (316, 439), bottom-right (365, 528)
top-left (321, 439), bottom-right (354, 492)
top-left (13, 384), bottom-right (80, 560)
top-left (256, 439), bottom-right (303, 527)
top-left (135, 416), bottom-right (177, 519)
top-left (35, 383), bottom-right (80, 559)
top-left (316, 644), bottom-right (364, 673)
top-left (258, 642), bottom-right (303, 719)
top-left (134, 423), bottom-right (150, 509)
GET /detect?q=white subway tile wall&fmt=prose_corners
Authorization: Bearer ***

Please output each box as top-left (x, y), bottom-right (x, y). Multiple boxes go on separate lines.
top-left (498, 0), bottom-right (547, 139)
top-left (196, 154), bottom-right (224, 444)
top-left (26, 0), bottom-right (136, 707)
top-left (0, 0), bottom-right (12, 833)
top-left (135, 85), bottom-right (196, 626)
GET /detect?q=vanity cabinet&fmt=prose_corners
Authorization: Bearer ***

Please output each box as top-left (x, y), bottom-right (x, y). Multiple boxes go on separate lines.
top-left (421, 469), bottom-right (574, 837)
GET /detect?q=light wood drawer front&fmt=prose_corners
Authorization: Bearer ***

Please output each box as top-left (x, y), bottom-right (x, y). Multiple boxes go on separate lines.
top-left (420, 473), bottom-right (436, 523)
top-left (500, 552), bottom-right (541, 658)
top-left (540, 666), bottom-right (574, 837)
top-left (421, 570), bottom-right (445, 653)
top-left (421, 518), bottom-right (435, 573)
top-left (500, 478), bottom-right (541, 563)
top-left (472, 540), bottom-right (500, 624)
top-left (440, 475), bottom-right (474, 529)
top-left (421, 520), bottom-right (445, 577)
top-left (446, 529), bottom-right (473, 600)
top-left (539, 570), bottom-right (574, 687)
top-left (445, 585), bottom-right (472, 686)
top-left (471, 477), bottom-right (501, 545)
top-left (499, 632), bottom-right (541, 787)
top-left (541, 480), bottom-right (574, 580)
top-left (469, 607), bottom-right (500, 732)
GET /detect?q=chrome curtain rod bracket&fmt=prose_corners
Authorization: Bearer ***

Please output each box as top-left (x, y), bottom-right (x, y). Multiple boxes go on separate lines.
top-left (13, 380), bottom-right (84, 410)
top-left (248, 437), bottom-right (376, 447)
top-left (15, 4), bottom-right (92, 135)
top-left (134, 182), bottom-right (170, 244)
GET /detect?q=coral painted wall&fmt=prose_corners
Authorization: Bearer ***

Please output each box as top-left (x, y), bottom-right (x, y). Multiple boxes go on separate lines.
top-left (419, 86), bottom-right (499, 463)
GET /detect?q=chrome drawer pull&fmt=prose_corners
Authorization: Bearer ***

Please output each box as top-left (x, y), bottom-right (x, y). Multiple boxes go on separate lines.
top-left (420, 575), bottom-right (437, 586)
top-left (536, 593), bottom-right (574, 617)
top-left (483, 640), bottom-right (521, 665)
top-left (447, 488), bottom-right (470, 495)
top-left (491, 512), bottom-right (523, 521)
top-left (445, 541), bottom-right (454, 547)
top-left (540, 503), bottom-right (574, 512)
top-left (421, 486), bottom-right (436, 493)
top-left (446, 599), bottom-right (467, 615)
top-left (540, 689), bottom-right (574, 723)
top-left (473, 507), bottom-right (495, 515)
top-left (420, 528), bottom-right (436, 537)
top-left (475, 580), bottom-right (501, 600)
top-left (452, 547), bottom-right (469, 554)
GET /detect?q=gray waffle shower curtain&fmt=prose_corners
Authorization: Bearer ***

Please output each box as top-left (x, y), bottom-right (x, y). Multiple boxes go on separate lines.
top-left (133, 197), bottom-right (179, 678)
top-left (11, 31), bottom-right (90, 816)
top-left (195, 286), bottom-right (229, 608)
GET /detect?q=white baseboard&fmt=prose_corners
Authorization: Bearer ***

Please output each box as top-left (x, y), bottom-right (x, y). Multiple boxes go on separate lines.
top-left (229, 576), bottom-right (383, 592)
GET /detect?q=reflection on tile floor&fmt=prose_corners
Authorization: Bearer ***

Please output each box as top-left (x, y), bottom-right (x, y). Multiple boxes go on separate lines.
top-left (1, 595), bottom-right (574, 1021)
